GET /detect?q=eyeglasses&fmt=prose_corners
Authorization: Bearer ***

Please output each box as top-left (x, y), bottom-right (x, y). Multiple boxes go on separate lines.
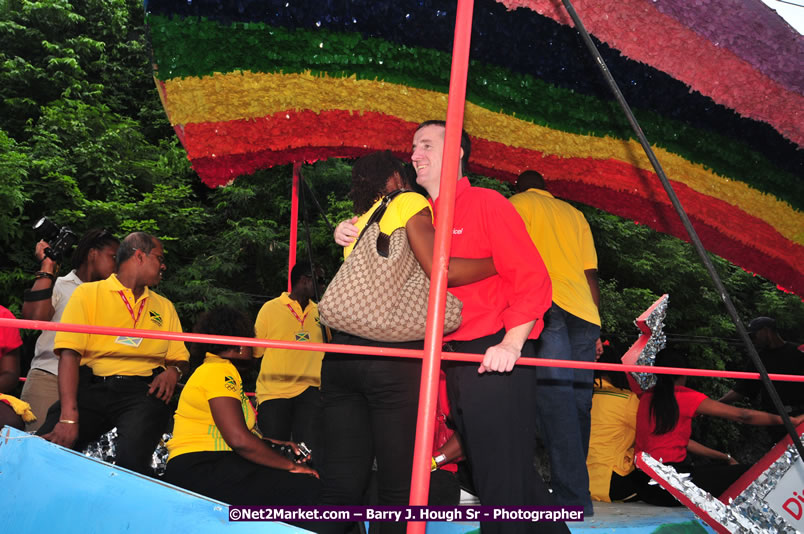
top-left (133, 248), bottom-right (165, 266)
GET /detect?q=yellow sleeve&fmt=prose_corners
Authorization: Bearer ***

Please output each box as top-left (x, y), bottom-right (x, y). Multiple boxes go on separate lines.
top-left (254, 301), bottom-right (271, 358)
top-left (164, 302), bottom-right (190, 364)
top-left (253, 299), bottom-right (278, 359)
top-left (379, 192), bottom-right (431, 234)
top-left (53, 284), bottom-right (90, 354)
top-left (579, 215), bottom-right (598, 271)
top-left (344, 192), bottom-right (431, 258)
top-left (201, 364), bottom-right (242, 401)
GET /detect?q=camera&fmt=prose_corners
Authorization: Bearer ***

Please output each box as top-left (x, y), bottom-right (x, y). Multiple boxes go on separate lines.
top-left (33, 217), bottom-right (79, 263)
top-left (269, 441), bottom-right (312, 462)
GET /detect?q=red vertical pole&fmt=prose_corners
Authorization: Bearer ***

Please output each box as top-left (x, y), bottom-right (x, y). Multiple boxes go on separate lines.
top-left (288, 162), bottom-right (301, 292)
top-left (408, 1), bottom-right (475, 531)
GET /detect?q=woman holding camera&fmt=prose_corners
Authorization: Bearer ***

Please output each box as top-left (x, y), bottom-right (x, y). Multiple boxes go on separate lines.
top-left (163, 306), bottom-right (319, 506)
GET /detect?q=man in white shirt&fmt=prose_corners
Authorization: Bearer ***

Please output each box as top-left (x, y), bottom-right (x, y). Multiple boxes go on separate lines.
top-left (20, 228), bottom-right (119, 431)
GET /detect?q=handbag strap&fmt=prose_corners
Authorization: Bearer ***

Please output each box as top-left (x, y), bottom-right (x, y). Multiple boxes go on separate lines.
top-left (352, 189), bottom-right (408, 249)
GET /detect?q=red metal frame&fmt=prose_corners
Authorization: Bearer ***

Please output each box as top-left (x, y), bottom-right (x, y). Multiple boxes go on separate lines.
top-left (408, 2), bottom-right (475, 527)
top-left (288, 162), bottom-right (301, 292)
top-left (4, 318), bottom-right (804, 383)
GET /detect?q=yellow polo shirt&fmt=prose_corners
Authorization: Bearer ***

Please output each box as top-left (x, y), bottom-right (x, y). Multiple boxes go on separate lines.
top-left (510, 188), bottom-right (600, 326)
top-left (343, 191), bottom-right (432, 258)
top-left (254, 293), bottom-right (325, 404)
top-left (167, 353), bottom-right (256, 459)
top-left (54, 274), bottom-right (189, 376)
top-left (587, 378), bottom-right (639, 502)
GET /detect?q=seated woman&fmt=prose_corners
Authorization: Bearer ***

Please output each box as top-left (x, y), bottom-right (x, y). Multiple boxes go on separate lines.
top-left (321, 151), bottom-right (495, 534)
top-left (634, 348), bottom-right (804, 506)
top-left (0, 305), bottom-right (35, 430)
top-left (587, 346), bottom-right (641, 503)
top-left (163, 306), bottom-right (319, 506)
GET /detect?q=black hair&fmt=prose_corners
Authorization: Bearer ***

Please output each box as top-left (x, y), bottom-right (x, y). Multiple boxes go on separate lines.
top-left (649, 349), bottom-right (687, 435)
top-left (516, 170), bottom-right (546, 193)
top-left (350, 150), bottom-right (409, 214)
top-left (116, 232), bottom-right (157, 268)
top-left (415, 120), bottom-right (471, 172)
top-left (594, 345), bottom-right (630, 390)
top-left (191, 305), bottom-right (255, 358)
top-left (72, 229), bottom-right (119, 269)
top-left (290, 261), bottom-right (313, 287)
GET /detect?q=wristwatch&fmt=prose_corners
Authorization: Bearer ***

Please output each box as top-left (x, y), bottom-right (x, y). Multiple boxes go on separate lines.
top-left (169, 365), bottom-right (183, 380)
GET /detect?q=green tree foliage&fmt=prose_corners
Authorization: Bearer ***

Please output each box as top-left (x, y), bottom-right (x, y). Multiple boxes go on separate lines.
top-left (1, 0), bottom-right (801, 460)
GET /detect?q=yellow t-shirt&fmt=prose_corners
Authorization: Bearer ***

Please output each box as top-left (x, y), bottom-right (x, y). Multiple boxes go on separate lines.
top-left (167, 353), bottom-right (257, 459)
top-left (343, 191), bottom-right (432, 258)
top-left (510, 188), bottom-right (600, 326)
top-left (54, 274), bottom-right (189, 376)
top-left (254, 293), bottom-right (325, 404)
top-left (587, 378), bottom-right (639, 502)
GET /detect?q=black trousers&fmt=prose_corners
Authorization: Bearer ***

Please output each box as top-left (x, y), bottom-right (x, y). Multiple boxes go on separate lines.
top-left (257, 385), bottom-right (323, 459)
top-left (318, 332), bottom-right (423, 534)
top-left (37, 366), bottom-right (171, 475)
top-left (445, 331), bottom-right (570, 534)
top-left (163, 450), bottom-right (321, 506)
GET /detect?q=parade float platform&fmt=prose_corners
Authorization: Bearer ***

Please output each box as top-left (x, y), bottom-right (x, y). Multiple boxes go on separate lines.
top-left (1, 427), bottom-right (711, 534)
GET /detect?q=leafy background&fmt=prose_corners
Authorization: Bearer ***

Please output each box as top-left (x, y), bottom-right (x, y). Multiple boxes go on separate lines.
top-left (0, 0), bottom-right (802, 462)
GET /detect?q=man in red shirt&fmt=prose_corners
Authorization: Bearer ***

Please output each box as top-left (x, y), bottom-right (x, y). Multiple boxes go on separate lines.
top-left (339, 121), bottom-right (562, 533)
top-left (410, 121), bottom-right (561, 533)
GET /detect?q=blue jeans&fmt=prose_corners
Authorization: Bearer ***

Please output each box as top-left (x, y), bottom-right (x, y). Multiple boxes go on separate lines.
top-left (534, 304), bottom-right (600, 514)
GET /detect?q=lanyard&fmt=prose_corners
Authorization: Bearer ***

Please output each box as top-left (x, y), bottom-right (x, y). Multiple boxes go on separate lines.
top-left (286, 303), bottom-right (309, 328)
top-left (118, 291), bottom-right (147, 327)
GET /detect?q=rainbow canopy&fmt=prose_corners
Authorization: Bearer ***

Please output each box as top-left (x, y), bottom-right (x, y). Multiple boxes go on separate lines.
top-left (144, 0), bottom-right (804, 295)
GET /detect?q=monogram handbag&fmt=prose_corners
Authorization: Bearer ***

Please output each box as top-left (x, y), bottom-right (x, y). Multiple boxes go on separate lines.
top-left (319, 190), bottom-right (463, 342)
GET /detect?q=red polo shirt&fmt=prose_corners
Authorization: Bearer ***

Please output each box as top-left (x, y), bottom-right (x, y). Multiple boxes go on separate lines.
top-left (635, 385), bottom-right (708, 464)
top-left (0, 305), bottom-right (22, 358)
top-left (432, 177), bottom-right (552, 342)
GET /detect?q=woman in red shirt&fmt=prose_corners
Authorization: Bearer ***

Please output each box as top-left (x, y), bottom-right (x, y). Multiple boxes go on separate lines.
top-left (634, 349), bottom-right (804, 506)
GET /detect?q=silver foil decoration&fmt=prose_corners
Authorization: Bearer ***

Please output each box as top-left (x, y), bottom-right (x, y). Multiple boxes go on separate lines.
top-left (82, 428), bottom-right (172, 476)
top-left (729, 444), bottom-right (802, 533)
top-left (640, 451), bottom-right (801, 533)
top-left (630, 295), bottom-right (668, 391)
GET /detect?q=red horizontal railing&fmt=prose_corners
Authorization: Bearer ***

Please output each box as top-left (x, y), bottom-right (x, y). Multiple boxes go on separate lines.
top-left (2, 317), bottom-right (803, 383)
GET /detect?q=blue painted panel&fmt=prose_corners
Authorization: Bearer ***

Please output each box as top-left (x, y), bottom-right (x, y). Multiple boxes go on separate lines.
top-left (2, 427), bottom-right (714, 534)
top-left (0, 427), bottom-right (303, 534)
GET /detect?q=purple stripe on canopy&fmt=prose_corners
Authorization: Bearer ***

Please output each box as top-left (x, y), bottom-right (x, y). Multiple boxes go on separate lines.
top-left (653, 0), bottom-right (804, 93)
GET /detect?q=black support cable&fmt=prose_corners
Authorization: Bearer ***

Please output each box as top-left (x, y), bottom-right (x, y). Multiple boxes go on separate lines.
top-left (301, 176), bottom-right (336, 236)
top-left (559, 0), bottom-right (804, 457)
top-left (298, 171), bottom-right (329, 342)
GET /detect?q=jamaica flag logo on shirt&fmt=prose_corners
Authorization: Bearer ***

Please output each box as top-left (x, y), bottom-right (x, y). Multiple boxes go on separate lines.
top-left (149, 311), bottom-right (163, 327)
top-left (295, 331), bottom-right (310, 342)
top-left (224, 375), bottom-right (237, 392)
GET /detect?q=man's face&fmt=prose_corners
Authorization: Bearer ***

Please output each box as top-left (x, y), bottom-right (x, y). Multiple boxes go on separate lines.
top-left (750, 328), bottom-right (770, 349)
top-left (411, 124), bottom-right (445, 195)
top-left (300, 268), bottom-right (326, 299)
top-left (140, 241), bottom-right (166, 287)
top-left (89, 243), bottom-right (118, 282)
